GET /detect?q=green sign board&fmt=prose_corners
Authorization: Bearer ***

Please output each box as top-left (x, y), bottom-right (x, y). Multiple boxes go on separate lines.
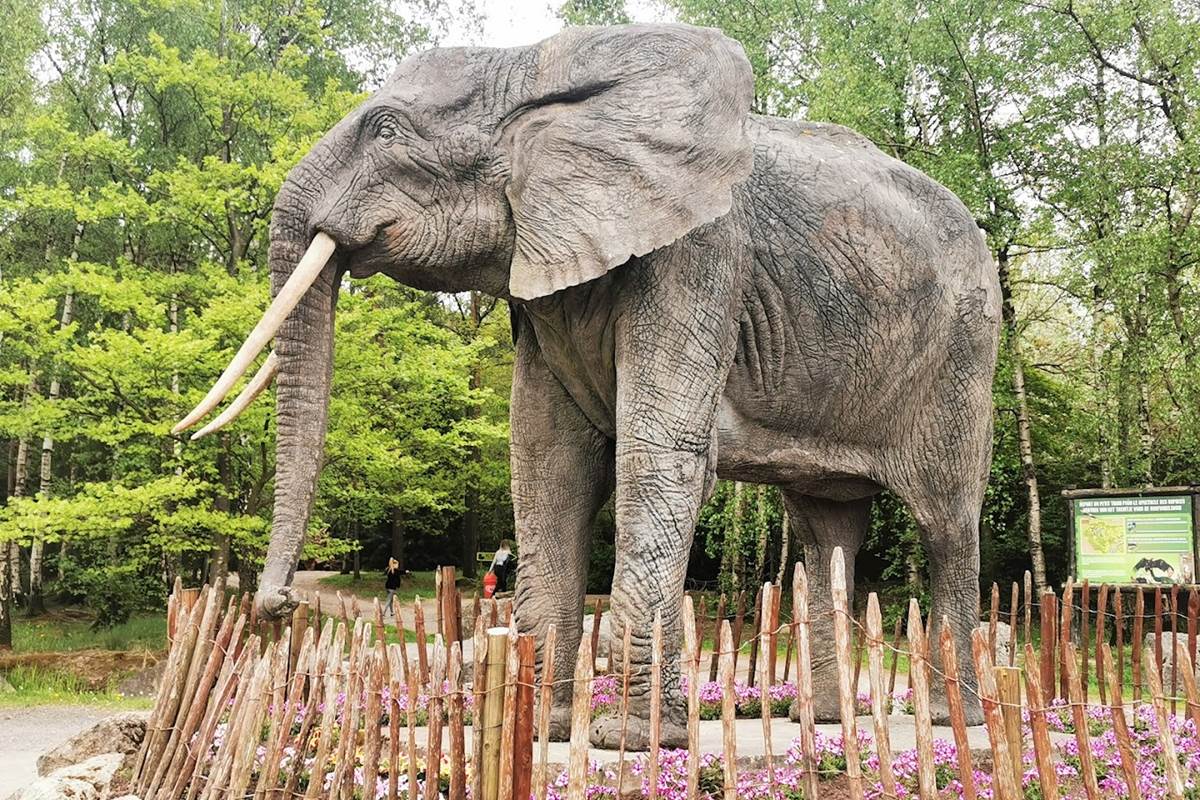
top-left (1074, 495), bottom-right (1195, 584)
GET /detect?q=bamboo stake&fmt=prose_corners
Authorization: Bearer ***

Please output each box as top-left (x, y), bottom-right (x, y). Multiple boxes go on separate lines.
top-left (565, 634), bottom-right (593, 800)
top-left (971, 629), bottom-right (1019, 800)
top-left (536, 625), bottom-right (557, 800)
top-left (1101, 643), bottom-right (1139, 800)
top-left (940, 617), bottom-right (976, 800)
top-left (719, 619), bottom-right (737, 800)
top-left (647, 613), bottom-right (663, 800)
top-left (1022, 643), bottom-right (1059, 800)
top-left (907, 599), bottom-right (936, 800)
top-left (498, 623), bottom-right (519, 800)
top-left (1144, 645), bottom-right (1184, 800)
top-left (831, 548), bottom-right (864, 800)
top-left (994, 667), bottom-right (1023, 795)
top-left (472, 614), bottom-right (488, 800)
top-left (482, 626), bottom-right (509, 800)
top-left (682, 597), bottom-right (701, 800)
top-left (866, 594), bottom-right (897, 800)
top-left (793, 562), bottom-right (819, 800)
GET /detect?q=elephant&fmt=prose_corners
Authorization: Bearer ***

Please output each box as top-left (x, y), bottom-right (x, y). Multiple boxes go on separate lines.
top-left (174, 23), bottom-right (1000, 747)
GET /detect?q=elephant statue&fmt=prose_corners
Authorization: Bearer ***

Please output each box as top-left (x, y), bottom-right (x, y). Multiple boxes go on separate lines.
top-left (174, 23), bottom-right (1000, 747)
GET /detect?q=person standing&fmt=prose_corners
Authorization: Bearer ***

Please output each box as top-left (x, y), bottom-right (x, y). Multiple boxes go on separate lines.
top-left (490, 540), bottom-right (516, 593)
top-left (384, 558), bottom-right (403, 616)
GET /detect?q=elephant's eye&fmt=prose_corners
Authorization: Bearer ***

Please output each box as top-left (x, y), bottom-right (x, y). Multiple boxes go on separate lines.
top-left (376, 119), bottom-right (399, 145)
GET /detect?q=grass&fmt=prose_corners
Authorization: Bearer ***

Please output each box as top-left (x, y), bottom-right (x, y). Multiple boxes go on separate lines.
top-left (0, 665), bottom-right (153, 709)
top-left (12, 611), bottom-right (167, 653)
top-left (318, 570), bottom-right (444, 605)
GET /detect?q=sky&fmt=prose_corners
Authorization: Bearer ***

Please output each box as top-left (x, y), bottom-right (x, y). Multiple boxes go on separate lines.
top-left (440, 0), bottom-right (675, 48)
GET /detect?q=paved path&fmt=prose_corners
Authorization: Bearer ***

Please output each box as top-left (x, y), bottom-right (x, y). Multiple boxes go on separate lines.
top-left (0, 705), bottom-right (117, 797)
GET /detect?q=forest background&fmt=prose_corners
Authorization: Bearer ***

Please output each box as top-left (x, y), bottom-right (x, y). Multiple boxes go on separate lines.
top-left (0, 0), bottom-right (1196, 643)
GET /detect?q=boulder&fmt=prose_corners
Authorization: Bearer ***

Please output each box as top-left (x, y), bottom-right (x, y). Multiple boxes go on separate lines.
top-left (976, 621), bottom-right (1013, 665)
top-left (36, 712), bottom-right (148, 777)
top-left (13, 753), bottom-right (124, 800)
top-left (1143, 632), bottom-right (1192, 674)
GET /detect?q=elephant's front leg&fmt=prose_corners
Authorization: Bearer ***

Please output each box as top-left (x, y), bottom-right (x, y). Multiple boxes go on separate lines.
top-left (590, 219), bottom-right (746, 751)
top-left (510, 324), bottom-right (614, 741)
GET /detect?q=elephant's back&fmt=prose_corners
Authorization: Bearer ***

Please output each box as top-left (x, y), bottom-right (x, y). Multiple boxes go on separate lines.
top-left (725, 115), bottom-right (999, 448)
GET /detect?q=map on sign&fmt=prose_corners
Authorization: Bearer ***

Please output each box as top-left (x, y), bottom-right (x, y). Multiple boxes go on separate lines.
top-left (1074, 495), bottom-right (1195, 584)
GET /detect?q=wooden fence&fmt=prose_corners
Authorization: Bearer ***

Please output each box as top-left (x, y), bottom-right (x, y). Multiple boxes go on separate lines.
top-left (131, 551), bottom-right (1200, 800)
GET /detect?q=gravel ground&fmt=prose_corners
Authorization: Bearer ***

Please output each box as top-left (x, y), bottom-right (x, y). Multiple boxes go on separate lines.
top-left (0, 705), bottom-right (116, 797)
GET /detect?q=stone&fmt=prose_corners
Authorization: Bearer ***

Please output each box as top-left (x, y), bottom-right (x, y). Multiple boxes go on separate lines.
top-left (13, 753), bottom-right (124, 800)
top-left (1142, 632), bottom-right (1193, 674)
top-left (976, 621), bottom-right (1013, 666)
top-left (36, 713), bottom-right (148, 777)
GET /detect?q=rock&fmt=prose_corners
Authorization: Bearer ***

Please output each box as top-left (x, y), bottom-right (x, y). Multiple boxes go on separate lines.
top-left (1143, 632), bottom-right (1192, 673)
top-left (36, 712), bottom-right (148, 777)
top-left (14, 753), bottom-right (124, 800)
top-left (976, 621), bottom-right (1013, 665)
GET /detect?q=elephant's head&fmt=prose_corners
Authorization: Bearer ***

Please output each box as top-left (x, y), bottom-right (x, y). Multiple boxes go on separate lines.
top-left (172, 23), bottom-right (754, 617)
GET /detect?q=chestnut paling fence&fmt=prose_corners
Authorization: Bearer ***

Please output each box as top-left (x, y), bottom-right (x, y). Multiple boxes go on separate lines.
top-left (130, 552), bottom-right (1200, 800)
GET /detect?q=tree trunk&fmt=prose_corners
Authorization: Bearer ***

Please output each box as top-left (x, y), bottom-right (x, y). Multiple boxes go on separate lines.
top-left (998, 249), bottom-right (1048, 594)
top-left (390, 508), bottom-right (406, 573)
top-left (1, 442), bottom-right (13, 648)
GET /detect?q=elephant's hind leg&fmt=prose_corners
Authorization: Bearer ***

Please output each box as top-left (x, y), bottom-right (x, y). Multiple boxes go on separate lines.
top-left (511, 326), bottom-right (614, 741)
top-left (783, 492), bottom-right (873, 723)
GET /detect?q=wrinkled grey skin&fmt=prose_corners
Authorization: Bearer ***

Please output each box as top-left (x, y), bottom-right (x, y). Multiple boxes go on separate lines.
top-left (256, 23), bottom-right (1000, 748)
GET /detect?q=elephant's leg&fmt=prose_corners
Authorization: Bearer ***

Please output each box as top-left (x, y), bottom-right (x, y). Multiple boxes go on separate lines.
top-left (510, 324), bottom-right (614, 741)
top-left (784, 493), bottom-right (872, 723)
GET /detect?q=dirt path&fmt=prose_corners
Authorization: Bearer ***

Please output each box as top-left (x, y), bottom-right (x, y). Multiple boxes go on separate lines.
top-left (288, 570), bottom-right (443, 629)
top-left (0, 705), bottom-right (117, 797)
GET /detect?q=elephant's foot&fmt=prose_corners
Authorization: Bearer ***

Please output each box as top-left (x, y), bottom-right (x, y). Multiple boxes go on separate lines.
top-left (255, 585), bottom-right (299, 620)
top-left (928, 686), bottom-right (983, 727)
top-left (547, 704), bottom-right (573, 742)
top-left (589, 713), bottom-right (687, 751)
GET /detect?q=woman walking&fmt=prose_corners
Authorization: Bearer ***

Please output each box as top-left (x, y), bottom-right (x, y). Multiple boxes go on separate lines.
top-left (384, 558), bottom-right (403, 616)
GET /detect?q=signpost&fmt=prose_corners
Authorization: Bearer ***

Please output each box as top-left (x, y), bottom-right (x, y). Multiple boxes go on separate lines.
top-left (1066, 488), bottom-right (1198, 585)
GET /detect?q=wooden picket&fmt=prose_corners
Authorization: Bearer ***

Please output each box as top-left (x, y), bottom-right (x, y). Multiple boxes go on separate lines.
top-left (133, 564), bottom-right (1200, 800)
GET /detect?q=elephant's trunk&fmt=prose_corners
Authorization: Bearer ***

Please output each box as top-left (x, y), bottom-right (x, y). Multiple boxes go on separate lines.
top-left (254, 175), bottom-right (339, 619)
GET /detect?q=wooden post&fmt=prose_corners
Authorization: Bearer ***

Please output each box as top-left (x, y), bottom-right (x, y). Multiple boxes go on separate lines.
top-left (1174, 640), bottom-right (1200, 735)
top-left (565, 634), bottom-right (593, 800)
top-left (448, 642), bottom-right (467, 800)
top-left (731, 591), bottom-right (747, 672)
top-left (1096, 584), bottom-right (1109, 704)
top-left (709, 593), bottom-right (726, 682)
top-left (1022, 643), bottom-right (1059, 800)
top-left (989, 582), bottom-right (1000, 661)
top-left (1059, 577), bottom-right (1073, 700)
top-left (414, 596), bottom-right (430, 686)
top-left (971, 629), bottom-right (1019, 800)
top-left (1080, 579), bottom-right (1090, 702)
top-left (647, 614), bottom-right (663, 800)
top-left (440, 567), bottom-right (461, 645)
top-left (719, 619), bottom-right (738, 800)
top-left (746, 585), bottom-right (764, 687)
top-left (682, 598), bottom-right (701, 800)
top-left (1144, 646), bottom-right (1185, 800)
top-left (1154, 587), bottom-right (1164, 685)
top-left (1133, 586), bottom-right (1144, 706)
top-left (831, 548), bottom-right (864, 800)
top-left (1024, 570), bottom-right (1033, 650)
top-left (994, 666), bottom-right (1023, 794)
top-left (482, 627), bottom-right (509, 800)
top-left (851, 609), bottom-right (866, 699)
top-left (940, 617), bottom-right (976, 800)
top-left (907, 600), bottom-right (936, 800)
top-left (424, 642), bottom-right (446, 800)
top-left (887, 615), bottom-right (903, 699)
top-left (695, 594), bottom-right (707, 669)
top-left (792, 563), bottom-right (819, 800)
top-left (535, 625), bottom-right (557, 800)
top-left (1189, 589), bottom-right (1199, 680)
top-left (769, 585), bottom-right (782, 683)
top-left (1171, 583), bottom-right (1180, 715)
top-left (512, 635), bottom-right (535, 800)
top-left (866, 594), bottom-right (897, 800)
top-left (615, 623), bottom-right (633, 789)
top-left (589, 597), bottom-right (604, 674)
top-left (1040, 591), bottom-right (1057, 702)
top-left (1008, 581), bottom-right (1020, 667)
top-left (1101, 643), bottom-right (1140, 800)
top-left (1114, 587), bottom-right (1125, 698)
top-left (758, 584), bottom-right (777, 797)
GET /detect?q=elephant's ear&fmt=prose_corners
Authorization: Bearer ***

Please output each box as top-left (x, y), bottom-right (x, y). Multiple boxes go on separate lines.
top-left (500, 24), bottom-right (754, 301)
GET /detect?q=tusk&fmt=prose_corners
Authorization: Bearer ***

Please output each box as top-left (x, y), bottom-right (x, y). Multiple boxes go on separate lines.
top-left (190, 352), bottom-right (279, 441)
top-left (172, 232), bottom-right (335, 434)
